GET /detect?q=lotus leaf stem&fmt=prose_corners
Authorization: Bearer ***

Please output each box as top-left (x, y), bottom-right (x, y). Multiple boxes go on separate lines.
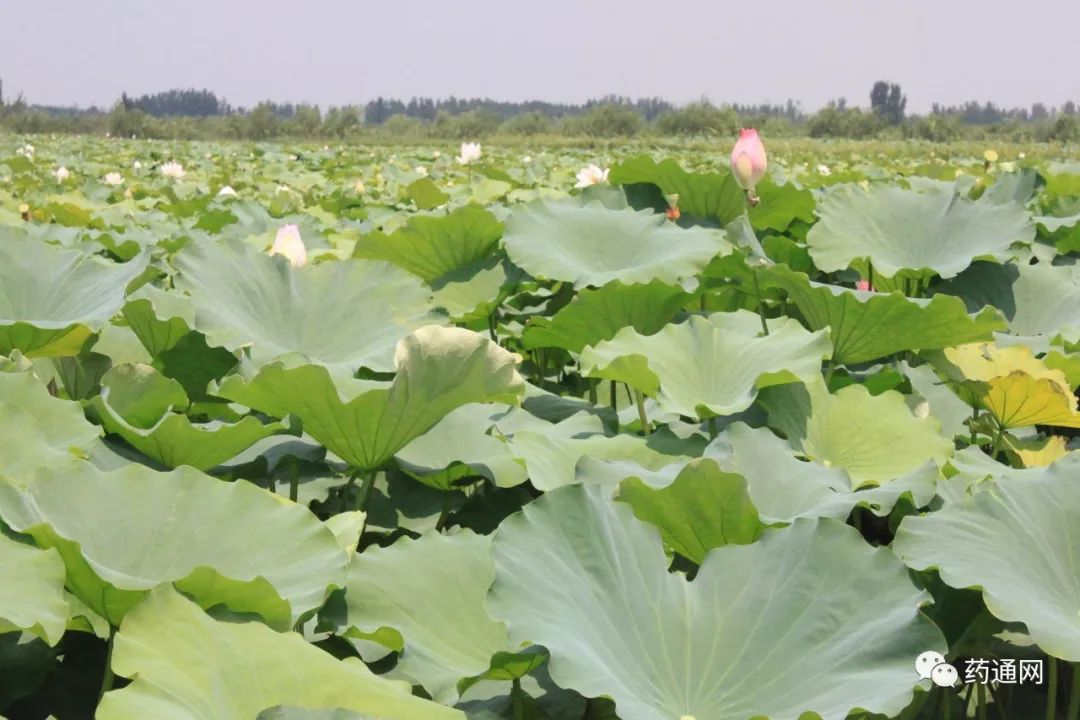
top-left (976, 681), bottom-right (988, 720)
top-left (98, 627), bottom-right (116, 702)
top-left (751, 271), bottom-right (769, 336)
top-left (1066, 663), bottom-right (1080, 720)
top-left (511, 678), bottom-right (525, 720)
top-left (288, 458), bottom-right (299, 503)
top-left (609, 381), bottom-right (617, 411)
top-left (634, 390), bottom-right (650, 435)
top-left (1049, 657), bottom-right (1059, 720)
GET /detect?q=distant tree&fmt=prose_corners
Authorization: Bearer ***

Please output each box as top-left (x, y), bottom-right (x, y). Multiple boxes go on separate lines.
top-left (1064, 101), bottom-right (1078, 116)
top-left (656, 101), bottom-right (738, 136)
top-left (246, 102), bottom-right (281, 139)
top-left (870, 81), bottom-right (906, 125)
top-left (0, 77), bottom-right (4, 107)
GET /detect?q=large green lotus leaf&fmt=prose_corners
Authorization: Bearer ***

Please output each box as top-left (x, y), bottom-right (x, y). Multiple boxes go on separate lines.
top-left (0, 463), bottom-right (347, 629)
top-left (763, 381), bottom-right (952, 486)
top-left (706, 422), bottom-right (938, 523)
top-left (0, 371), bottom-right (101, 478)
top-left (217, 326), bottom-right (526, 470)
top-left (258, 708), bottom-right (370, 720)
top-left (614, 458), bottom-right (763, 563)
top-left (98, 586), bottom-right (463, 720)
top-left (343, 530), bottom-right (514, 704)
top-left (748, 178), bottom-right (816, 232)
top-left (763, 264), bottom-right (1005, 364)
top-left (503, 200), bottom-right (730, 289)
top-left (580, 311), bottom-right (831, 419)
top-left (488, 484), bottom-right (944, 720)
top-left (121, 284), bottom-right (197, 357)
top-left (396, 404), bottom-right (527, 489)
top-left (939, 261), bottom-right (1080, 346)
top-left (522, 280), bottom-right (692, 352)
top-left (89, 363), bottom-right (286, 470)
top-left (351, 206), bottom-right (502, 284)
top-left (608, 155), bottom-right (746, 225)
top-left (807, 184), bottom-right (1033, 279)
top-left (902, 362), bottom-right (973, 439)
top-left (894, 467), bottom-right (1080, 660)
top-left (0, 229), bottom-right (147, 357)
top-left (430, 256), bottom-right (510, 323)
top-left (0, 534), bottom-right (68, 645)
top-left (173, 237), bottom-right (444, 375)
top-left (508, 427), bottom-right (691, 492)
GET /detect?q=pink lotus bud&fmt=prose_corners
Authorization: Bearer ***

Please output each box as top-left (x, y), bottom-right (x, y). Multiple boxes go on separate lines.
top-left (730, 128), bottom-right (768, 192)
top-left (856, 280), bottom-right (873, 292)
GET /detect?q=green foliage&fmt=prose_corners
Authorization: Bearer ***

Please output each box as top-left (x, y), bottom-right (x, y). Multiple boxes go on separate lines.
top-left (1, 135), bottom-right (1078, 720)
top-left (654, 101), bottom-right (738, 136)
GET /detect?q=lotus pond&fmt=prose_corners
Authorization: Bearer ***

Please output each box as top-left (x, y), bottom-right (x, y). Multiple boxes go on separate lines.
top-left (2, 135), bottom-right (1080, 719)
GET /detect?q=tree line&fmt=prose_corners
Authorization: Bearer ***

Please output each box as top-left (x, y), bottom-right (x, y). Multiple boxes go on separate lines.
top-left (1, 81), bottom-right (1079, 142)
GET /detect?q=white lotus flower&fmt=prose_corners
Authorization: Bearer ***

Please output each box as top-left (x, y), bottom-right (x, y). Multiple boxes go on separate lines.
top-left (104, 172), bottom-right (124, 186)
top-left (161, 161), bottom-right (185, 179)
top-left (269, 224), bottom-right (307, 267)
top-left (457, 142), bottom-right (482, 165)
top-left (218, 185), bottom-right (237, 197)
top-left (416, 166), bottom-right (428, 176)
top-left (432, 150), bottom-right (442, 159)
top-left (522, 156), bottom-right (533, 163)
top-left (354, 179), bottom-right (366, 193)
top-left (133, 160), bottom-right (142, 170)
top-left (54, 167), bottom-right (70, 182)
top-left (574, 164), bottom-right (609, 188)
top-left (817, 164), bottom-right (831, 176)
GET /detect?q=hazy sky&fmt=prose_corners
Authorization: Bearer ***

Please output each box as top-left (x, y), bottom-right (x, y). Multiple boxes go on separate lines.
top-left (2, 0), bottom-right (1078, 113)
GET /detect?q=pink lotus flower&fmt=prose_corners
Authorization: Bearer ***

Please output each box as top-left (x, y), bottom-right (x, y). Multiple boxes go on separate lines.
top-left (730, 128), bottom-right (768, 195)
top-left (856, 279), bottom-right (874, 292)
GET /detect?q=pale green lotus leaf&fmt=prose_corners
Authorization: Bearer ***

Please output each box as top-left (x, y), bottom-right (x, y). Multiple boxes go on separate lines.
top-left (343, 530), bottom-right (513, 704)
top-left (351, 206), bottom-right (502, 284)
top-left (706, 422), bottom-right (939, 523)
top-left (762, 381), bottom-right (953, 486)
top-left (608, 155), bottom-right (746, 225)
top-left (0, 370), bottom-right (101, 478)
top-left (894, 467), bottom-right (1080, 660)
top-left (0, 534), bottom-right (68, 645)
top-left (90, 363), bottom-right (286, 470)
top-left (902, 361), bottom-right (974, 439)
top-left (395, 404), bottom-right (540, 490)
top-left (614, 458), bottom-right (763, 563)
top-left (763, 264), bottom-right (1005, 364)
top-left (121, 284), bottom-right (197, 357)
top-left (173, 237), bottom-right (444, 375)
top-left (97, 586), bottom-right (463, 720)
top-left (522, 280), bottom-right (692, 353)
top-left (939, 261), bottom-right (1080, 346)
top-left (503, 200), bottom-right (731, 289)
top-left (0, 228), bottom-right (148, 357)
top-left (0, 462), bottom-right (347, 629)
top-left (580, 311), bottom-right (831, 420)
top-left (807, 184), bottom-right (1033, 279)
top-left (217, 326), bottom-right (526, 470)
top-left (488, 484), bottom-right (944, 720)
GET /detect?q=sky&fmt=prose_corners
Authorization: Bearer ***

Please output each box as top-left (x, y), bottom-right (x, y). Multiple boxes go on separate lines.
top-left (1, 0), bottom-right (1078, 114)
